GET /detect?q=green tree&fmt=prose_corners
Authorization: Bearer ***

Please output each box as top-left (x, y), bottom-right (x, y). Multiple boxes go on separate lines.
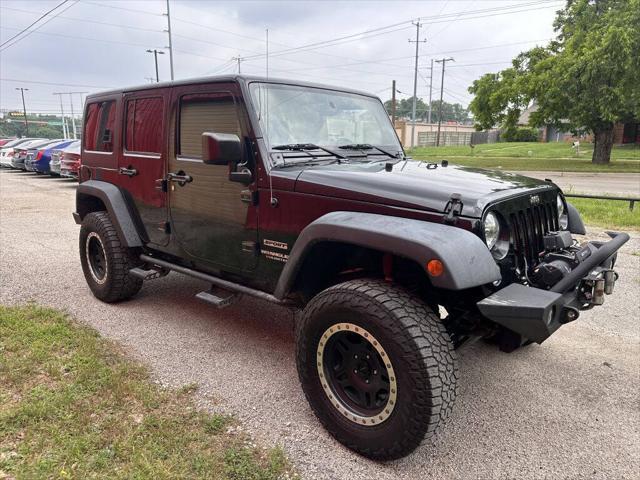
top-left (384, 97), bottom-right (470, 123)
top-left (468, 0), bottom-right (640, 164)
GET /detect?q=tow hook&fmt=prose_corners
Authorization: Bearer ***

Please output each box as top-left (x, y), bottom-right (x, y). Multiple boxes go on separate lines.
top-left (561, 306), bottom-right (580, 324)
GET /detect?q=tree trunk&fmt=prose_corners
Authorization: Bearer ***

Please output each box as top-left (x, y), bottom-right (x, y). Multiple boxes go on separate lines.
top-left (592, 124), bottom-right (614, 164)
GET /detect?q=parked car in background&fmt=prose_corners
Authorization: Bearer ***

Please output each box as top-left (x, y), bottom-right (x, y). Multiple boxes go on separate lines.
top-left (49, 140), bottom-right (80, 176)
top-left (60, 141), bottom-right (81, 179)
top-left (0, 138), bottom-right (16, 147)
top-left (11, 139), bottom-right (63, 170)
top-left (0, 138), bottom-right (44, 168)
top-left (26, 139), bottom-right (75, 173)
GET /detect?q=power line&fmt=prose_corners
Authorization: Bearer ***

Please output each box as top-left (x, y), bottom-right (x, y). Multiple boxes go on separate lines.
top-left (243, 1), bottom-right (559, 61)
top-left (0, 5), bottom-right (165, 34)
top-left (0, 78), bottom-right (113, 89)
top-left (0, 0), bottom-right (73, 51)
top-left (79, 0), bottom-right (163, 16)
top-left (0, 26), bottom-right (164, 49)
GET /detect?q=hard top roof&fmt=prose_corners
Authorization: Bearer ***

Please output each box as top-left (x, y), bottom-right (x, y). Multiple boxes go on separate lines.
top-left (86, 75), bottom-right (378, 101)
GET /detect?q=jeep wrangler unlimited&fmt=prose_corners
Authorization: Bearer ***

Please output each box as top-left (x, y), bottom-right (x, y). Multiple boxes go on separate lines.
top-left (74, 76), bottom-right (628, 460)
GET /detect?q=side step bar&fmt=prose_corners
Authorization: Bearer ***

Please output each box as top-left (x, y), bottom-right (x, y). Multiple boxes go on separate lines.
top-left (130, 266), bottom-right (169, 281)
top-left (139, 254), bottom-right (286, 305)
top-left (195, 290), bottom-right (237, 309)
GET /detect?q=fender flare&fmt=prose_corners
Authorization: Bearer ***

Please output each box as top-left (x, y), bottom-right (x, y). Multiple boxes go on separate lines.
top-left (273, 211), bottom-right (501, 299)
top-left (567, 202), bottom-right (586, 235)
top-left (75, 180), bottom-right (143, 247)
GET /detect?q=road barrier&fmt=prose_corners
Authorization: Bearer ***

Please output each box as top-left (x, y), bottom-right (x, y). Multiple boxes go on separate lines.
top-left (565, 193), bottom-right (639, 211)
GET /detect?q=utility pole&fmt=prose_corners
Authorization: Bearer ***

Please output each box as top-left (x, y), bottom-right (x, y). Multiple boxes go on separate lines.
top-left (408, 21), bottom-right (426, 149)
top-left (266, 28), bottom-right (269, 78)
top-left (146, 49), bottom-right (165, 82)
top-left (232, 56), bottom-right (243, 74)
top-left (15, 87), bottom-right (29, 135)
top-left (427, 59), bottom-right (434, 124)
top-left (391, 80), bottom-right (397, 126)
top-left (67, 93), bottom-right (86, 139)
top-left (69, 93), bottom-right (77, 139)
top-left (435, 57), bottom-right (454, 147)
top-left (53, 92), bottom-right (68, 138)
top-left (164, 0), bottom-right (175, 80)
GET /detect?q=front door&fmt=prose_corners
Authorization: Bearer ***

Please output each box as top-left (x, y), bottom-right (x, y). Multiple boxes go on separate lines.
top-left (119, 91), bottom-right (170, 246)
top-left (168, 84), bottom-right (258, 273)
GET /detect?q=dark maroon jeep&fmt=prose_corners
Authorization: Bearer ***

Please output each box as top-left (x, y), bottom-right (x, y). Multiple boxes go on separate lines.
top-left (74, 75), bottom-right (628, 460)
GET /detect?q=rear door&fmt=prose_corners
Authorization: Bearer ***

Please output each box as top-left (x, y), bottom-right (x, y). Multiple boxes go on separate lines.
top-left (168, 83), bottom-right (258, 273)
top-left (119, 91), bottom-right (170, 246)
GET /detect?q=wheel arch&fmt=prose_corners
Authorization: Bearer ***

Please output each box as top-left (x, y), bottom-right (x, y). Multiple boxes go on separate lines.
top-left (274, 211), bottom-right (501, 301)
top-left (74, 180), bottom-right (144, 248)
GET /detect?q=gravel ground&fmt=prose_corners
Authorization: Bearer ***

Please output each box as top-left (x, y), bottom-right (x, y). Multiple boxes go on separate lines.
top-left (1, 169), bottom-right (639, 480)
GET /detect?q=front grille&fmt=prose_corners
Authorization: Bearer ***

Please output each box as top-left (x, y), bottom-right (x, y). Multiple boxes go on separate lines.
top-left (509, 201), bottom-right (558, 266)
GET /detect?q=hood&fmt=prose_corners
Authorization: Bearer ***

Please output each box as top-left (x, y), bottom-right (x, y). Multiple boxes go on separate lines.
top-left (292, 160), bottom-right (557, 218)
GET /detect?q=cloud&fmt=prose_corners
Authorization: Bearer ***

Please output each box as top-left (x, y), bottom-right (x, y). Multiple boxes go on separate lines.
top-left (0, 0), bottom-right (559, 115)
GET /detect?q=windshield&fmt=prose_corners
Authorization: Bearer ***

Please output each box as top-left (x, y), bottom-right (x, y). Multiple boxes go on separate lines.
top-left (249, 82), bottom-right (401, 154)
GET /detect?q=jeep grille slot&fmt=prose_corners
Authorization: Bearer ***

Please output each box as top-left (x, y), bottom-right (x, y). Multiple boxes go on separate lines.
top-left (509, 202), bottom-right (558, 266)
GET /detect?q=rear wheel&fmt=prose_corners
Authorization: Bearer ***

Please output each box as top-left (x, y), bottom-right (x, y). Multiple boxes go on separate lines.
top-left (296, 279), bottom-right (458, 460)
top-left (79, 211), bottom-right (143, 303)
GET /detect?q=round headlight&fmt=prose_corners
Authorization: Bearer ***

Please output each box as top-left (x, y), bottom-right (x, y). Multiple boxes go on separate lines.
top-left (484, 211), bottom-right (500, 250)
top-left (557, 195), bottom-right (569, 230)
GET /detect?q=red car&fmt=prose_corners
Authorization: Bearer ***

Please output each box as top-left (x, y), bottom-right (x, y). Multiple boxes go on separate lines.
top-left (60, 142), bottom-right (81, 179)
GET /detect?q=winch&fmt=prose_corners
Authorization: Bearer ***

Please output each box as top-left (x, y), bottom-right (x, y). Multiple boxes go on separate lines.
top-left (530, 231), bottom-right (618, 306)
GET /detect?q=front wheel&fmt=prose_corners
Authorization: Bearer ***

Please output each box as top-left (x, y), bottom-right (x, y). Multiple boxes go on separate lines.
top-left (79, 211), bottom-right (143, 303)
top-left (296, 279), bottom-right (458, 460)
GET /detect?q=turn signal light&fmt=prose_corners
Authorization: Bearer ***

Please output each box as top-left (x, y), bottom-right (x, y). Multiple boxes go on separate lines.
top-left (426, 259), bottom-right (444, 277)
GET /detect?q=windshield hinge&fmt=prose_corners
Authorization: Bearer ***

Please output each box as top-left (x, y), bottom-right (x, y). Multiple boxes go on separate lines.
top-left (443, 193), bottom-right (463, 225)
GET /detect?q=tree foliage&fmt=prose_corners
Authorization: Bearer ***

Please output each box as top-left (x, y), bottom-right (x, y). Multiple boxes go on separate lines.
top-left (383, 97), bottom-right (470, 124)
top-left (0, 115), bottom-right (66, 139)
top-left (468, 0), bottom-right (640, 163)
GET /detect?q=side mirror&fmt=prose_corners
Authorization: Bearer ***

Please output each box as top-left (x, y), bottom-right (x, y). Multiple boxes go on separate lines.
top-left (202, 132), bottom-right (241, 165)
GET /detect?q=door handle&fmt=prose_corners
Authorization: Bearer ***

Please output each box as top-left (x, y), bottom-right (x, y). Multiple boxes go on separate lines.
top-left (167, 171), bottom-right (193, 187)
top-left (119, 166), bottom-right (138, 177)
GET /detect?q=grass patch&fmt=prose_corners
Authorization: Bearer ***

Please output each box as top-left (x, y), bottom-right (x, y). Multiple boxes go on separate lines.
top-left (0, 305), bottom-right (295, 480)
top-left (569, 197), bottom-right (640, 230)
top-left (409, 142), bottom-right (640, 172)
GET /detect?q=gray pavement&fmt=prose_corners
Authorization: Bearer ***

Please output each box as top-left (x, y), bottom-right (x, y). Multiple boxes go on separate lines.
top-left (1, 169), bottom-right (639, 480)
top-left (509, 171), bottom-right (640, 197)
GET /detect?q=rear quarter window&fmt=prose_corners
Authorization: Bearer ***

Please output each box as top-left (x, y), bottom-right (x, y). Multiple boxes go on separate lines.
top-left (84, 100), bottom-right (116, 152)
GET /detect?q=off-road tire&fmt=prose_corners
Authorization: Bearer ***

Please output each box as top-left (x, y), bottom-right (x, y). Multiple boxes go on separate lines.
top-left (79, 211), bottom-right (143, 303)
top-left (296, 279), bottom-right (458, 460)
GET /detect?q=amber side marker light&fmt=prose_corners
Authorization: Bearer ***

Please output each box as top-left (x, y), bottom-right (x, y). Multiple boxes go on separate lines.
top-left (427, 259), bottom-right (444, 277)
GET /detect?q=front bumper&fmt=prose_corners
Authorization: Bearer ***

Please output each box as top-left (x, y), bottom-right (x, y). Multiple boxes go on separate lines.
top-left (477, 231), bottom-right (629, 343)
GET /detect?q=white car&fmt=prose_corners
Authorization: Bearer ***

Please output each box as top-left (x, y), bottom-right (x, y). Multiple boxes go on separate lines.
top-left (0, 138), bottom-right (45, 168)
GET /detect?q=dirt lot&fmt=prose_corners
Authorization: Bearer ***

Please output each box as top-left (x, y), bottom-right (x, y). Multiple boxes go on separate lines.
top-left (1, 169), bottom-right (639, 480)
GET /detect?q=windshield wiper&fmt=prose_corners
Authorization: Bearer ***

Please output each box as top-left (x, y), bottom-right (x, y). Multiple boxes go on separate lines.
top-left (338, 143), bottom-right (401, 159)
top-left (272, 143), bottom-right (347, 159)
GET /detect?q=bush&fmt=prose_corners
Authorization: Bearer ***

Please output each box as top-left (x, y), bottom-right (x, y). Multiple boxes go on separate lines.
top-left (501, 127), bottom-right (540, 142)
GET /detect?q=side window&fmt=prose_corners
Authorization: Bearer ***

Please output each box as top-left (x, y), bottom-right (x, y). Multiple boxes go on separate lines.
top-left (83, 103), bottom-right (100, 151)
top-left (178, 92), bottom-right (239, 158)
top-left (125, 97), bottom-right (163, 154)
top-left (84, 100), bottom-right (116, 152)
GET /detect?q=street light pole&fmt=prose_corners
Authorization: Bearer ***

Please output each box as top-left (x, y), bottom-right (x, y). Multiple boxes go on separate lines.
top-left (53, 92), bottom-right (68, 138)
top-left (435, 57), bottom-right (454, 147)
top-left (146, 49), bottom-right (165, 82)
top-left (15, 87), bottom-right (29, 135)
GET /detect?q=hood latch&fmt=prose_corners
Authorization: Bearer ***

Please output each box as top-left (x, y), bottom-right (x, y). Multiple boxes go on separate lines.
top-left (443, 193), bottom-right (463, 224)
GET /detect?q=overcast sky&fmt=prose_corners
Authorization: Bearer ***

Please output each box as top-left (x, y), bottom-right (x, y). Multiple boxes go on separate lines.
top-left (0, 0), bottom-right (562, 117)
